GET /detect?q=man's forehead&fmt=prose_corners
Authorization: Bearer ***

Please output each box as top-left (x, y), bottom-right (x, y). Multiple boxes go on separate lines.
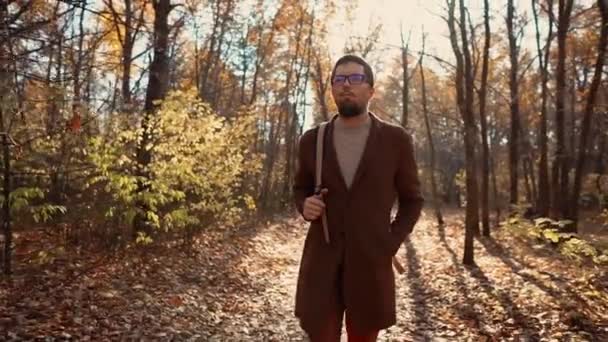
top-left (335, 62), bottom-right (364, 74)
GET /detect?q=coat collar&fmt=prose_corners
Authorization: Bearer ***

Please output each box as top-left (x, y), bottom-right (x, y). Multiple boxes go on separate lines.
top-left (323, 112), bottom-right (382, 195)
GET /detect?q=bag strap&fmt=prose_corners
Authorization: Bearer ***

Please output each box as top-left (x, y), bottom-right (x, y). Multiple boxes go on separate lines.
top-left (315, 122), bottom-right (327, 194)
top-left (315, 122), bottom-right (330, 244)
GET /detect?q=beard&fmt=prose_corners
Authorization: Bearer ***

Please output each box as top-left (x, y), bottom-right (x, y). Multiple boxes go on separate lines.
top-left (336, 100), bottom-right (364, 118)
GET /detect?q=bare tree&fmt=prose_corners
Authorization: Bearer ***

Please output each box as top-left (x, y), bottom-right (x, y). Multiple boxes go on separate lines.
top-left (282, 4), bottom-right (314, 202)
top-left (344, 22), bottom-right (382, 59)
top-left (571, 0), bottom-right (608, 227)
top-left (105, 0), bottom-right (147, 113)
top-left (533, 0), bottom-right (554, 217)
top-left (507, 0), bottom-right (522, 206)
top-left (249, 7), bottom-right (283, 105)
top-left (419, 32), bottom-right (444, 225)
top-left (446, 0), bottom-right (480, 265)
top-left (400, 25), bottom-right (413, 128)
top-left (552, 0), bottom-right (574, 218)
top-left (479, 0), bottom-right (491, 235)
top-left (199, 0), bottom-right (236, 108)
top-left (311, 50), bottom-right (331, 121)
top-left (134, 0), bottom-right (174, 236)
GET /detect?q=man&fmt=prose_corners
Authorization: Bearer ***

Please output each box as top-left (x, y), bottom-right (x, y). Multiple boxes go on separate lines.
top-left (293, 55), bottom-right (424, 341)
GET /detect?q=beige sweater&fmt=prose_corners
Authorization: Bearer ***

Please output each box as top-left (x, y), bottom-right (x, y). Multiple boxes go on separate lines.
top-left (333, 116), bottom-right (371, 189)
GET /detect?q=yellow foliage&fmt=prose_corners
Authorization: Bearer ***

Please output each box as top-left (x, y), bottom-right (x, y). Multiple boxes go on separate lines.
top-left (87, 88), bottom-right (262, 232)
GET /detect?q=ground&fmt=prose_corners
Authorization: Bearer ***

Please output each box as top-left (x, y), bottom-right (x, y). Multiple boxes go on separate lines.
top-left (1, 210), bottom-right (607, 341)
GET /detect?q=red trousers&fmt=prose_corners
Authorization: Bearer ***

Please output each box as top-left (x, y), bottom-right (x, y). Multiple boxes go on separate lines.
top-left (306, 264), bottom-right (379, 342)
top-left (307, 310), bottom-right (379, 342)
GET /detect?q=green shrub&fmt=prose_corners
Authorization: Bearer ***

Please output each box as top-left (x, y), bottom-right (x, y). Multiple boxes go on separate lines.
top-left (86, 89), bottom-right (262, 241)
top-left (0, 187), bottom-right (66, 223)
top-left (503, 215), bottom-right (607, 265)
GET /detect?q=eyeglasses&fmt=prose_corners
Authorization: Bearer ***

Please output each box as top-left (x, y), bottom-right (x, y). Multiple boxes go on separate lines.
top-left (332, 73), bottom-right (367, 85)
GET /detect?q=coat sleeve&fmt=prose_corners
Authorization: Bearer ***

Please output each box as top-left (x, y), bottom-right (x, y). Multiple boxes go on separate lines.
top-left (293, 128), bottom-right (316, 219)
top-left (389, 129), bottom-right (424, 255)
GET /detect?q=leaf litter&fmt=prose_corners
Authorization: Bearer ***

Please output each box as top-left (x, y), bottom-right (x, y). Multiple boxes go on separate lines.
top-left (1, 210), bottom-right (607, 341)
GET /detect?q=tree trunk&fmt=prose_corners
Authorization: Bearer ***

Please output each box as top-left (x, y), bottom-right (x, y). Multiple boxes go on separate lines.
top-left (84, 46), bottom-right (95, 136)
top-left (239, 25), bottom-right (250, 105)
top-left (1, 131), bottom-right (11, 276)
top-left (490, 143), bottom-right (501, 226)
top-left (49, 14), bottom-right (66, 204)
top-left (199, 0), bottom-right (221, 100)
top-left (460, 0), bottom-right (479, 243)
top-left (519, 122), bottom-right (538, 206)
top-left (207, 0), bottom-right (234, 108)
top-left (523, 155), bottom-right (533, 203)
top-left (552, 0), bottom-right (574, 218)
top-left (479, 0), bottom-right (491, 236)
top-left (249, 9), bottom-right (282, 105)
top-left (134, 0), bottom-right (172, 237)
top-left (0, 71), bottom-right (12, 275)
top-left (107, 0), bottom-right (145, 113)
top-left (122, 0), bottom-right (133, 112)
top-left (47, 7), bottom-right (63, 135)
top-left (259, 115), bottom-right (276, 209)
top-left (312, 52), bottom-right (330, 121)
top-left (284, 9), bottom-right (314, 202)
top-left (507, 0), bottom-right (520, 206)
top-left (533, 0), bottom-right (553, 218)
top-left (489, 109), bottom-right (502, 226)
top-left (529, 152), bottom-right (538, 204)
top-left (45, 42), bottom-right (56, 134)
top-left (596, 117), bottom-right (607, 201)
top-left (194, 20), bottom-right (201, 95)
top-left (283, 103), bottom-right (298, 203)
top-left (71, 4), bottom-right (86, 125)
top-left (248, 32), bottom-right (264, 105)
top-left (570, 0), bottom-right (608, 227)
top-left (259, 110), bottom-right (286, 211)
top-left (419, 34), bottom-right (444, 225)
top-left (0, 0), bottom-right (12, 273)
top-left (564, 62), bottom-right (577, 208)
top-left (281, 7), bottom-right (306, 201)
top-left (401, 27), bottom-right (411, 128)
top-left (447, 0), bottom-right (479, 265)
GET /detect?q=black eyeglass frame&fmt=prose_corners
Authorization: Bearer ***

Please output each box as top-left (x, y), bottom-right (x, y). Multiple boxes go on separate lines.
top-left (331, 73), bottom-right (368, 85)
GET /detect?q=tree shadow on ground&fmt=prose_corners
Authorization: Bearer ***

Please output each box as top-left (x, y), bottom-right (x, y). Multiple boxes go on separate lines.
top-left (466, 264), bottom-right (541, 340)
top-left (437, 222), bottom-right (459, 265)
top-left (433, 223), bottom-right (485, 332)
top-left (438, 222), bottom-right (552, 341)
top-left (476, 236), bottom-right (602, 336)
top-left (404, 239), bottom-right (433, 338)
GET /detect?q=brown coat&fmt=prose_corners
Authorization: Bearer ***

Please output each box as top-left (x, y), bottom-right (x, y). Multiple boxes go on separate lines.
top-left (293, 113), bottom-right (424, 335)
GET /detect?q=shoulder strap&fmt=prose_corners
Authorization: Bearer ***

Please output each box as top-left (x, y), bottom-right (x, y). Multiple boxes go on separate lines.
top-left (315, 122), bottom-right (328, 194)
top-left (315, 122), bottom-right (330, 244)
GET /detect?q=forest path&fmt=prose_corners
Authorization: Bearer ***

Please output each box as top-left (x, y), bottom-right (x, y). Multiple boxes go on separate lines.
top-left (2, 210), bottom-right (607, 341)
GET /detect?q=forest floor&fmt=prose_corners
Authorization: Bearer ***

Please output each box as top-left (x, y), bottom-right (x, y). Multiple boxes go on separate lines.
top-left (1, 209), bottom-right (608, 341)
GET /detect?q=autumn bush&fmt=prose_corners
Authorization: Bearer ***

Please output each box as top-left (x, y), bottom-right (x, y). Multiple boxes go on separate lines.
top-left (85, 89), bottom-right (262, 244)
top-left (503, 215), bottom-right (608, 265)
top-left (5, 89), bottom-right (262, 248)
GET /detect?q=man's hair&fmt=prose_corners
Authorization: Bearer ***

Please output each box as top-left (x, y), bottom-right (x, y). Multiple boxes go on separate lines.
top-left (330, 55), bottom-right (374, 87)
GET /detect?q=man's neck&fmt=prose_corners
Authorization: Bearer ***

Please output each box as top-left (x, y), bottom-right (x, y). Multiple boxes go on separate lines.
top-left (337, 111), bottom-right (370, 128)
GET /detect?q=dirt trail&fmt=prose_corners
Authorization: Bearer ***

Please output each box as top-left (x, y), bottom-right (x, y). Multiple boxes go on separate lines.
top-left (2, 211), bottom-right (607, 341)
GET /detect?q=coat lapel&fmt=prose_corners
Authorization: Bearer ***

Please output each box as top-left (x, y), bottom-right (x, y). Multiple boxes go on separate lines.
top-left (324, 114), bottom-right (349, 194)
top-left (323, 112), bottom-right (381, 196)
top-left (348, 112), bottom-right (380, 194)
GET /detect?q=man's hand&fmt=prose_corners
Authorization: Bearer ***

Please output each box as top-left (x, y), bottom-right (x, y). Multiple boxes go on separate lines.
top-left (302, 188), bottom-right (328, 221)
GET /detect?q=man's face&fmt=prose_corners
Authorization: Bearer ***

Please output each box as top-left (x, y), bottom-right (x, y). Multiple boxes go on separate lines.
top-left (331, 62), bottom-right (374, 117)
